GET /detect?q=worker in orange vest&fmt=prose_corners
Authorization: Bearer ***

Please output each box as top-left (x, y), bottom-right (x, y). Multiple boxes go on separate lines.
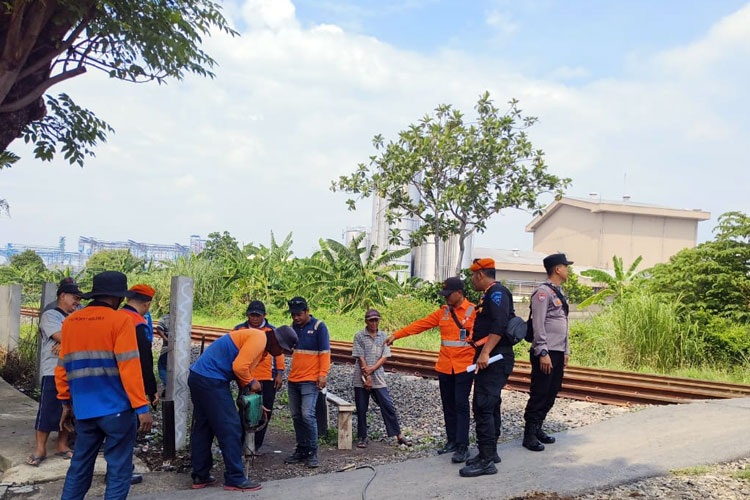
top-left (387, 277), bottom-right (476, 463)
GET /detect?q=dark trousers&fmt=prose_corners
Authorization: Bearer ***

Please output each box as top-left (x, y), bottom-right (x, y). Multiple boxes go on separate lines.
top-left (524, 350), bottom-right (565, 424)
top-left (188, 372), bottom-right (246, 487)
top-left (61, 410), bottom-right (136, 500)
top-left (288, 381), bottom-right (320, 451)
top-left (472, 353), bottom-right (514, 460)
top-left (354, 387), bottom-right (401, 440)
top-left (254, 379), bottom-right (277, 448)
top-left (437, 371), bottom-right (474, 446)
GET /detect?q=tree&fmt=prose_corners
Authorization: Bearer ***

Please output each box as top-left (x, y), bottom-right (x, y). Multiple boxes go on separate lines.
top-left (579, 255), bottom-right (646, 308)
top-left (85, 249), bottom-right (144, 276)
top-left (200, 231), bottom-right (241, 262)
top-left (647, 211), bottom-right (750, 324)
top-left (332, 91), bottom-right (570, 279)
top-left (563, 267), bottom-right (594, 304)
top-left (9, 249), bottom-right (46, 273)
top-left (300, 233), bottom-right (410, 313)
top-left (0, 0), bottom-right (235, 173)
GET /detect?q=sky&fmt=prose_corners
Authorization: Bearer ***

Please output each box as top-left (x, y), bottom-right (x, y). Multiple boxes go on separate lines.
top-left (1, 0), bottom-right (749, 257)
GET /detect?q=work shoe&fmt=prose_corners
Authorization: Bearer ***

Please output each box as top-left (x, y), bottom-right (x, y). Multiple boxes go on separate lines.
top-left (130, 474), bottom-right (143, 485)
top-left (466, 452), bottom-right (501, 466)
top-left (536, 426), bottom-right (556, 444)
top-left (223, 479), bottom-right (262, 492)
top-left (459, 458), bottom-right (497, 477)
top-left (305, 449), bottom-right (320, 468)
top-left (451, 445), bottom-right (470, 463)
top-left (191, 475), bottom-right (218, 489)
top-left (522, 423), bottom-right (545, 452)
top-left (284, 447), bottom-right (307, 464)
top-left (437, 441), bottom-right (457, 455)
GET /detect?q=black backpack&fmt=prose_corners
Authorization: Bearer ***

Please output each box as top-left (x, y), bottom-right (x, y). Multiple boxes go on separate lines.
top-left (525, 283), bottom-right (569, 343)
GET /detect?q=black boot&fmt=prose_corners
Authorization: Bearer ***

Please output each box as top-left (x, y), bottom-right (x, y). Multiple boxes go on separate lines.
top-left (523, 422), bottom-right (545, 452)
top-left (284, 446), bottom-right (307, 464)
top-left (451, 444), bottom-right (469, 463)
top-left (459, 447), bottom-right (498, 477)
top-left (437, 441), bottom-right (457, 455)
top-left (305, 448), bottom-right (319, 468)
top-left (536, 424), bottom-right (555, 444)
top-left (466, 452), bottom-right (501, 466)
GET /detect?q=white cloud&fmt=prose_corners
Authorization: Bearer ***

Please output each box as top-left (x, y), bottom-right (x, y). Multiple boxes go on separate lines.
top-left (2, 0), bottom-right (748, 256)
top-left (485, 9), bottom-right (518, 35)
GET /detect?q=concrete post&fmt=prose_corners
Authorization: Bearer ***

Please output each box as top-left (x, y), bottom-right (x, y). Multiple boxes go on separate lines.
top-left (36, 283), bottom-right (57, 388)
top-left (164, 276), bottom-right (194, 453)
top-left (0, 284), bottom-right (21, 355)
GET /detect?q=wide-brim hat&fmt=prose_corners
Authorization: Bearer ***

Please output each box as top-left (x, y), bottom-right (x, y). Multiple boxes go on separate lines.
top-left (82, 271), bottom-right (136, 299)
top-left (274, 325), bottom-right (298, 352)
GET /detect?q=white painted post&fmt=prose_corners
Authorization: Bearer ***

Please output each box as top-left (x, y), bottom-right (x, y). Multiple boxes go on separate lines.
top-left (36, 282), bottom-right (56, 388)
top-left (0, 284), bottom-right (21, 355)
top-left (165, 276), bottom-right (194, 452)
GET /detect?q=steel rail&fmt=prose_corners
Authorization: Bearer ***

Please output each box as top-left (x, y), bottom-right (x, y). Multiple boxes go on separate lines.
top-left (21, 308), bottom-right (750, 406)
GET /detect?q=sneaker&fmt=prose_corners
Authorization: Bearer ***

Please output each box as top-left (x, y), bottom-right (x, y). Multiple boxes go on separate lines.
top-left (451, 445), bottom-right (470, 463)
top-left (466, 452), bottom-right (501, 466)
top-left (192, 475), bottom-right (218, 489)
top-left (224, 479), bottom-right (262, 492)
top-left (284, 447), bottom-right (307, 464)
top-left (130, 474), bottom-right (143, 485)
top-left (437, 441), bottom-right (457, 455)
top-left (459, 459), bottom-right (498, 477)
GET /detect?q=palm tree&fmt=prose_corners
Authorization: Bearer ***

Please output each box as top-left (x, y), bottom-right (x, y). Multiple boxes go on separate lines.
top-left (579, 255), bottom-right (646, 308)
top-left (300, 234), bottom-right (410, 313)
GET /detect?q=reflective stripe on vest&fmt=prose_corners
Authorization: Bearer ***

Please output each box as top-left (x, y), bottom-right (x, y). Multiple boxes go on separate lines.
top-left (441, 340), bottom-right (470, 347)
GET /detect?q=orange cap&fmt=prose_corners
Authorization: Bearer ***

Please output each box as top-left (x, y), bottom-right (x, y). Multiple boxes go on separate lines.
top-left (129, 284), bottom-right (155, 299)
top-left (470, 258), bottom-right (495, 272)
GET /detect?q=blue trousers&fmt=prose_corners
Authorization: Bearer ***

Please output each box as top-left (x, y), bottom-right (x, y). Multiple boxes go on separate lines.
top-left (188, 372), bottom-right (246, 486)
top-left (354, 387), bottom-right (401, 439)
top-left (61, 410), bottom-right (136, 500)
top-left (287, 381), bottom-right (319, 451)
top-left (438, 371), bottom-right (474, 446)
top-left (157, 352), bottom-right (168, 387)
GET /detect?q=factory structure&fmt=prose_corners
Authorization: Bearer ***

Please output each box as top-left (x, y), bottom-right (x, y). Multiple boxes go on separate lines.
top-left (0, 235), bottom-right (206, 269)
top-left (347, 193), bottom-right (711, 296)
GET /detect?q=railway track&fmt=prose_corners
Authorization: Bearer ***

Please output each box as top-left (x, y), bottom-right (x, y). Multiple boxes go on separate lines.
top-left (21, 308), bottom-right (750, 406)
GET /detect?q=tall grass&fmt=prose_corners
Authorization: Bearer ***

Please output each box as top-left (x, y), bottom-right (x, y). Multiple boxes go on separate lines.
top-left (572, 292), bottom-right (706, 372)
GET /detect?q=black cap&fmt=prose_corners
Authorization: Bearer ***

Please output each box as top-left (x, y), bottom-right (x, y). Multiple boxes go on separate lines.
top-left (543, 253), bottom-right (574, 273)
top-left (82, 271), bottom-right (136, 300)
top-left (287, 296), bottom-right (308, 314)
top-left (246, 300), bottom-right (266, 315)
top-left (57, 277), bottom-right (83, 297)
top-left (438, 277), bottom-right (465, 297)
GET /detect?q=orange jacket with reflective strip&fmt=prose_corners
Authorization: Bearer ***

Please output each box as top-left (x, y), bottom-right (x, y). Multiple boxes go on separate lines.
top-left (394, 298), bottom-right (477, 374)
top-left (232, 321), bottom-right (284, 381)
top-left (55, 303), bottom-right (149, 419)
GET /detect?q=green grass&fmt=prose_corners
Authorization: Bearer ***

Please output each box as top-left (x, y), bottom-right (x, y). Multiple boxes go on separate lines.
top-left (671, 465), bottom-right (713, 476)
top-left (731, 469), bottom-right (750, 481)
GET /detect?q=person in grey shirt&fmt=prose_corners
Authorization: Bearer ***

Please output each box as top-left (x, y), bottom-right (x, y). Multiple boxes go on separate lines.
top-left (28, 278), bottom-right (82, 466)
top-left (523, 253), bottom-right (573, 452)
top-left (352, 309), bottom-right (411, 448)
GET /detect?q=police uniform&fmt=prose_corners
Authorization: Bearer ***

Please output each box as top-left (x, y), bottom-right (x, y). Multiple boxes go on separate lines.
top-left (523, 253), bottom-right (572, 451)
top-left (468, 276), bottom-right (515, 468)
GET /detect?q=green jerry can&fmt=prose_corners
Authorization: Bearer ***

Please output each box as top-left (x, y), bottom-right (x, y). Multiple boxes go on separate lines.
top-left (238, 393), bottom-right (264, 430)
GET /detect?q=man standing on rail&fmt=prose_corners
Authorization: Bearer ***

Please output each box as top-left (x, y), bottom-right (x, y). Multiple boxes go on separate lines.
top-left (284, 297), bottom-right (330, 468)
top-left (232, 300), bottom-right (285, 451)
top-left (459, 258), bottom-right (515, 478)
top-left (387, 277), bottom-right (476, 463)
top-left (189, 323), bottom-right (298, 492)
top-left (522, 253), bottom-right (572, 452)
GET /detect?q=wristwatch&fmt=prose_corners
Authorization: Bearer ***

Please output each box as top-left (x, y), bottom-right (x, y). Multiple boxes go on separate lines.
top-left (540, 349), bottom-right (549, 357)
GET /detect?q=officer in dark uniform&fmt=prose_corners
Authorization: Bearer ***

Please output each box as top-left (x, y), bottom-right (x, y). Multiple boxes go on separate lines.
top-left (523, 253), bottom-right (573, 451)
top-left (459, 258), bottom-right (515, 478)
